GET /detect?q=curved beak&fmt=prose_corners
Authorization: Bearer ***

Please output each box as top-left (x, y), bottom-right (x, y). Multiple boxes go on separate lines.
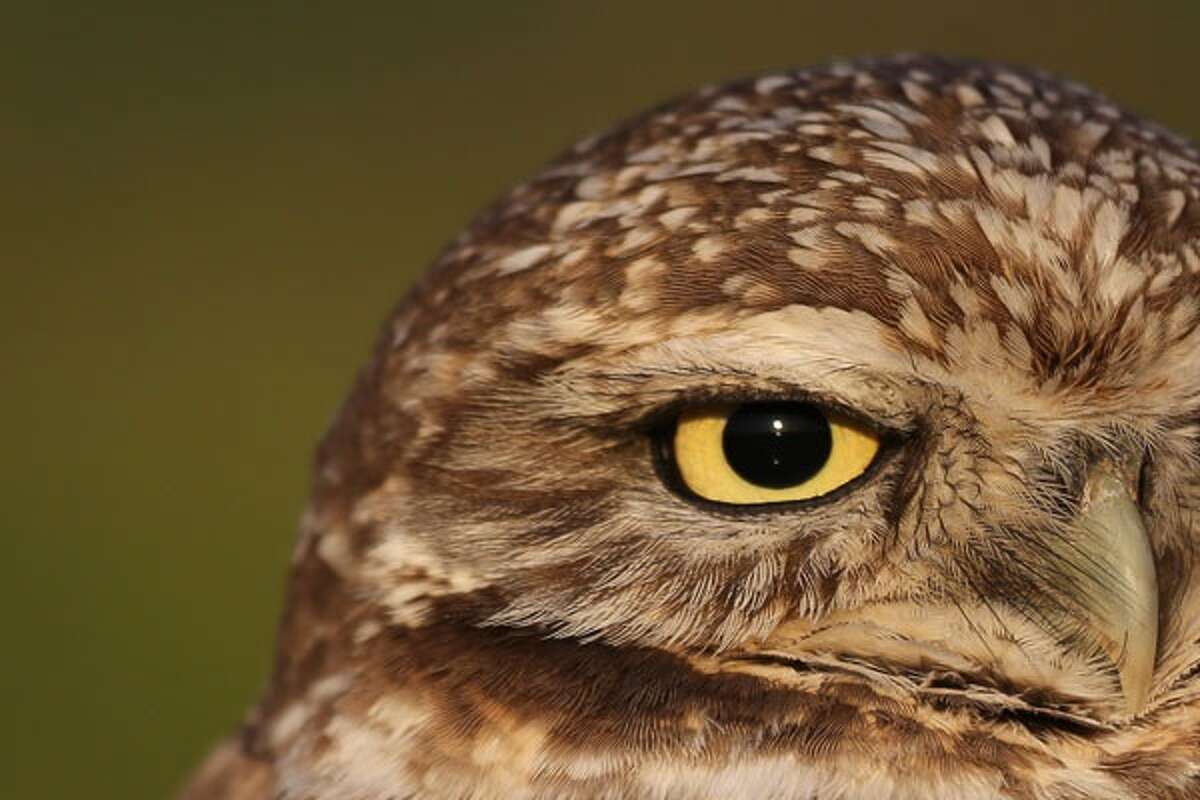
top-left (1074, 463), bottom-right (1158, 715)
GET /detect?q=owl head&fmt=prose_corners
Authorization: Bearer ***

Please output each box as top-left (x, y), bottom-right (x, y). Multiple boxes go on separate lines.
top-left (250, 56), bottom-right (1200, 798)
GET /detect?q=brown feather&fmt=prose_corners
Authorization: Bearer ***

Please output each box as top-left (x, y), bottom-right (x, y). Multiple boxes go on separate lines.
top-left (180, 55), bottom-right (1200, 799)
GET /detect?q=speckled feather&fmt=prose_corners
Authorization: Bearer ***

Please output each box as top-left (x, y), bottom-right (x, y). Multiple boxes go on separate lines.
top-left (181, 55), bottom-right (1200, 799)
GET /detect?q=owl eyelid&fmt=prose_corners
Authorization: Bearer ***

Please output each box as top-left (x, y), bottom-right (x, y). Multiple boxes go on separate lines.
top-left (636, 388), bottom-right (904, 441)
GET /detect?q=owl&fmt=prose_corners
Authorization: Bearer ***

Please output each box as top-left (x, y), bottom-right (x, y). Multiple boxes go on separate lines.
top-left (180, 55), bottom-right (1200, 799)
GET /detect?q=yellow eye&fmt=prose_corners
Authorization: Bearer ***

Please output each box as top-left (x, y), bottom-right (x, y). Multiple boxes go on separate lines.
top-left (671, 402), bottom-right (880, 505)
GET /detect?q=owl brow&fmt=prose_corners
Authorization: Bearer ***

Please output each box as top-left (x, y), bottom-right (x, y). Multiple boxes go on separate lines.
top-left (548, 363), bottom-right (915, 438)
top-left (562, 348), bottom-right (890, 392)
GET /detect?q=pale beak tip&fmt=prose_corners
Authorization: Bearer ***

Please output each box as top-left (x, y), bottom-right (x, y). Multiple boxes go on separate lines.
top-left (1118, 631), bottom-right (1157, 716)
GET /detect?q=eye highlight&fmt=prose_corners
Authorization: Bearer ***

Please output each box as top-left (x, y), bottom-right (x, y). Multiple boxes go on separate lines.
top-left (669, 401), bottom-right (880, 505)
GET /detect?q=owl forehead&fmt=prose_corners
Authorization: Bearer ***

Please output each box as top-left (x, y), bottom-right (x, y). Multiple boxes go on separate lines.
top-left (394, 57), bottom-right (1200, 409)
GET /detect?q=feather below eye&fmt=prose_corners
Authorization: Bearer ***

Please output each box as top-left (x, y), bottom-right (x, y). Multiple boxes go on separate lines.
top-left (671, 402), bottom-right (880, 504)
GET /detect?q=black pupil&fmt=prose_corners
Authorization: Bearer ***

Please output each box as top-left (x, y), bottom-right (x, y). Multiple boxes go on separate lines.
top-left (721, 402), bottom-right (832, 489)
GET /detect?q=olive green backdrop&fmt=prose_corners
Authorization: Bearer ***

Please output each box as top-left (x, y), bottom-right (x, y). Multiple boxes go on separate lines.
top-left (6, 2), bottom-right (1198, 797)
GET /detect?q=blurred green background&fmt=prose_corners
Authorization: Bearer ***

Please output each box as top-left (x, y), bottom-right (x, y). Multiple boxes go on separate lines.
top-left (5, 2), bottom-right (1199, 797)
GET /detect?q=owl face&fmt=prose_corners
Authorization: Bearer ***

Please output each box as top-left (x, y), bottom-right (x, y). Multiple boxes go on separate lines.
top-left (257, 56), bottom-right (1200, 798)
